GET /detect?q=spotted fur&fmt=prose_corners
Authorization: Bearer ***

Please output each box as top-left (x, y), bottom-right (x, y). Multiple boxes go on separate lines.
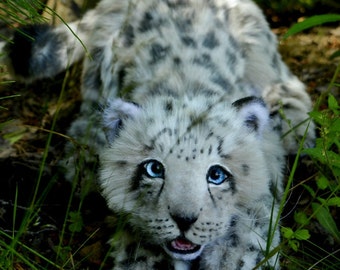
top-left (1, 0), bottom-right (315, 269)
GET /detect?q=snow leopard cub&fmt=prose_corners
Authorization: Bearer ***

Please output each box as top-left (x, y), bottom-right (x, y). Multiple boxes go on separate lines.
top-left (2, 0), bottom-right (315, 268)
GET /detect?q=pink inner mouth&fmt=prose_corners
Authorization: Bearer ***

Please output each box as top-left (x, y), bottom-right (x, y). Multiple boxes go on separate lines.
top-left (168, 237), bottom-right (201, 254)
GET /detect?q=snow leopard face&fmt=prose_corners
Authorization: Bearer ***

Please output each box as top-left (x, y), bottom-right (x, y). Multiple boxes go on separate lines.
top-left (100, 95), bottom-right (282, 261)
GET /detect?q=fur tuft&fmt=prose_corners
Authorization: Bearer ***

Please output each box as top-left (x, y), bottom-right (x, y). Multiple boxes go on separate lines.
top-left (5, 24), bottom-right (64, 81)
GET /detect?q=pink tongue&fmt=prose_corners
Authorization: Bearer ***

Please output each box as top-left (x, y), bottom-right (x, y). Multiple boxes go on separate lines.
top-left (172, 238), bottom-right (196, 251)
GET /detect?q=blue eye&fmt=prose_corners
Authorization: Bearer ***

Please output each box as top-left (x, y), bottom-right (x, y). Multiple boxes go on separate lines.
top-left (207, 165), bottom-right (230, 185)
top-left (143, 160), bottom-right (165, 178)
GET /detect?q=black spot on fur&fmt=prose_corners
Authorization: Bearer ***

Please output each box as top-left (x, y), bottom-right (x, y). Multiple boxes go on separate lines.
top-left (220, 154), bottom-right (231, 160)
top-left (164, 100), bottom-right (174, 113)
top-left (83, 46), bottom-right (105, 90)
top-left (83, 67), bottom-right (101, 92)
top-left (230, 215), bottom-right (238, 227)
top-left (211, 74), bottom-right (232, 90)
top-left (158, 144), bottom-right (164, 153)
top-left (149, 43), bottom-right (170, 64)
top-left (139, 12), bottom-right (154, 32)
top-left (200, 89), bottom-right (217, 97)
top-left (117, 68), bottom-right (126, 90)
top-left (248, 245), bottom-right (256, 252)
top-left (217, 118), bottom-right (229, 127)
top-left (181, 36), bottom-right (197, 47)
top-left (208, 145), bottom-right (213, 155)
top-left (116, 160), bottom-right (128, 167)
top-left (202, 31), bottom-right (219, 49)
top-left (245, 114), bottom-right (259, 131)
top-left (223, 177), bottom-right (236, 195)
top-left (165, 0), bottom-right (189, 8)
top-left (205, 131), bottom-right (214, 140)
top-left (175, 17), bottom-right (193, 32)
top-left (241, 164), bottom-right (250, 176)
top-left (217, 139), bottom-right (224, 155)
top-left (227, 232), bottom-right (239, 247)
top-left (255, 252), bottom-right (264, 265)
top-left (150, 127), bottom-right (174, 149)
top-left (228, 35), bottom-right (239, 51)
top-left (149, 83), bottom-right (179, 98)
top-left (173, 56), bottom-right (181, 65)
top-left (238, 260), bottom-right (245, 268)
top-left (225, 218), bottom-right (240, 246)
top-left (123, 24), bottom-right (135, 46)
top-left (193, 53), bottom-right (213, 69)
top-left (226, 49), bottom-right (238, 66)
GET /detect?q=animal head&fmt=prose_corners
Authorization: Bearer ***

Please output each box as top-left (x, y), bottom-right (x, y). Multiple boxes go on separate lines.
top-left (99, 94), bottom-right (273, 260)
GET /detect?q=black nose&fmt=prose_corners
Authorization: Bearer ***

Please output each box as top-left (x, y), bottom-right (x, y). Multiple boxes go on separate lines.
top-left (171, 213), bottom-right (198, 231)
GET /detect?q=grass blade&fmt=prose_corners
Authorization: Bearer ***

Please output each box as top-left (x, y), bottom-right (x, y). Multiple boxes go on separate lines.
top-left (283, 14), bottom-right (340, 39)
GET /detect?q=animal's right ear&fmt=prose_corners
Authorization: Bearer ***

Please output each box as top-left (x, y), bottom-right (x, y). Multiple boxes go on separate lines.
top-left (103, 99), bottom-right (141, 143)
top-left (232, 96), bottom-right (269, 137)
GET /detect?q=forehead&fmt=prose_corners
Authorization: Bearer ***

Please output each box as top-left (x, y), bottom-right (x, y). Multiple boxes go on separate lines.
top-left (138, 103), bottom-right (244, 160)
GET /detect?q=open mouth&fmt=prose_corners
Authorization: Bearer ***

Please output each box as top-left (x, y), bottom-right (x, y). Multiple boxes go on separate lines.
top-left (165, 237), bottom-right (202, 259)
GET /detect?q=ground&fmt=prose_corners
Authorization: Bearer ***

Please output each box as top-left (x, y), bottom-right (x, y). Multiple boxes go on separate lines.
top-left (0, 3), bottom-right (339, 269)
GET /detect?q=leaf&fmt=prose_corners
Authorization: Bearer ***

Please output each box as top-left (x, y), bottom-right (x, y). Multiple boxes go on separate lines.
top-left (281, 227), bottom-right (294, 239)
top-left (326, 197), bottom-right (340, 207)
top-left (68, 212), bottom-right (83, 233)
top-left (328, 94), bottom-right (339, 111)
top-left (294, 229), bottom-right (311, 241)
top-left (289, 239), bottom-right (300, 252)
top-left (3, 129), bottom-right (26, 145)
top-left (316, 175), bottom-right (329, 190)
top-left (294, 211), bottom-right (310, 226)
top-left (303, 148), bottom-right (325, 163)
top-left (302, 184), bottom-right (316, 198)
top-left (304, 148), bottom-right (340, 167)
top-left (308, 110), bottom-right (327, 125)
top-left (330, 118), bottom-right (340, 132)
top-left (312, 203), bottom-right (340, 242)
top-left (330, 50), bottom-right (340, 60)
top-left (325, 150), bottom-right (340, 168)
top-left (283, 14), bottom-right (340, 39)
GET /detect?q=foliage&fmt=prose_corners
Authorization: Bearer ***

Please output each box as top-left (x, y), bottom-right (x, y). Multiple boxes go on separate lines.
top-left (0, 0), bottom-right (45, 25)
top-left (281, 226), bottom-right (310, 252)
top-left (0, 0), bottom-right (45, 41)
top-left (281, 93), bottom-right (340, 251)
top-left (303, 94), bottom-right (340, 241)
top-left (279, 13), bottom-right (340, 269)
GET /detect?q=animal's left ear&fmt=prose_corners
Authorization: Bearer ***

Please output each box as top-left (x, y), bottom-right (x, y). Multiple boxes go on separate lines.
top-left (232, 96), bottom-right (269, 136)
top-left (103, 99), bottom-right (141, 143)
